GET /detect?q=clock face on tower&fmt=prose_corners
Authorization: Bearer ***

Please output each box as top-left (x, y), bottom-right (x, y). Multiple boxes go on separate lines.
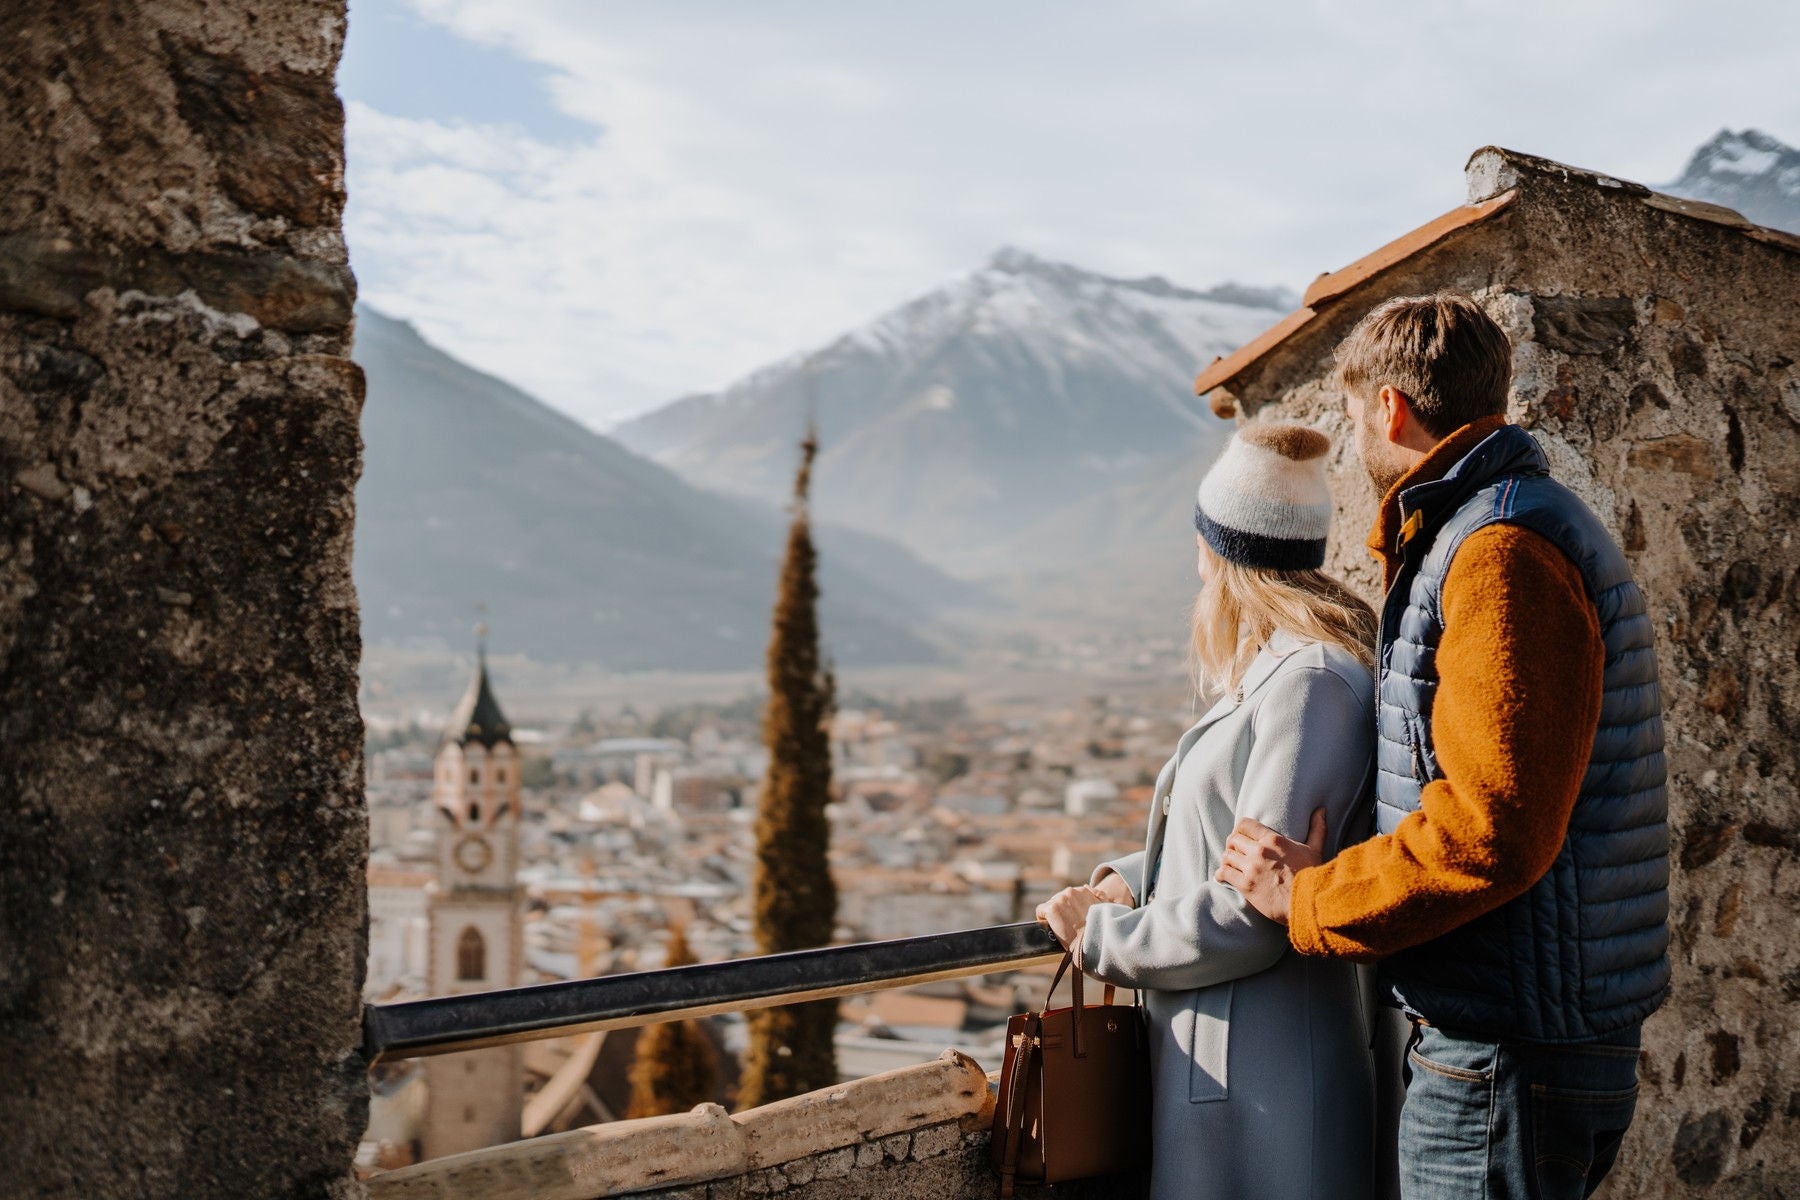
top-left (453, 833), bottom-right (494, 875)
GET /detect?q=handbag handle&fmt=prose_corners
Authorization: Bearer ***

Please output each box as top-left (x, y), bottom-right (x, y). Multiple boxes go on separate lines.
top-left (997, 1009), bottom-right (1041, 1200)
top-left (1044, 949), bottom-right (1086, 1059)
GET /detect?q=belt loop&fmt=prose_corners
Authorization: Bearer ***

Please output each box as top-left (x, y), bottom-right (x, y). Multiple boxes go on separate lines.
top-left (1404, 1017), bottom-right (1424, 1061)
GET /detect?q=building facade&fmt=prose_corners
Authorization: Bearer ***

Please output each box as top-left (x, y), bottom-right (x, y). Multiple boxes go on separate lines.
top-left (420, 648), bottom-right (526, 1159)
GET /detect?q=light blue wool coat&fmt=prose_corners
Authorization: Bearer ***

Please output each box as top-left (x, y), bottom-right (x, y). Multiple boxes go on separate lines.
top-left (1080, 631), bottom-right (1379, 1200)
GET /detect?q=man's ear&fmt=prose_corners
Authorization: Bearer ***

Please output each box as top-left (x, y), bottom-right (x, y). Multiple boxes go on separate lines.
top-left (1379, 385), bottom-right (1441, 453)
top-left (1377, 384), bottom-right (1410, 445)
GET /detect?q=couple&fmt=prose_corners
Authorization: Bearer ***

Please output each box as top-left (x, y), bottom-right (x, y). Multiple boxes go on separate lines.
top-left (1036, 293), bottom-right (1669, 1200)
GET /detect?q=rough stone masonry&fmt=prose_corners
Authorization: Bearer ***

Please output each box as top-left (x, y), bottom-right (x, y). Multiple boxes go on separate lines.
top-left (0, 4), bottom-right (366, 1198)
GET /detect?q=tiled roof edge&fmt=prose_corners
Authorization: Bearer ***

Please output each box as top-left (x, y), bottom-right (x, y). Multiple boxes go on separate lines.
top-left (1195, 145), bottom-right (1800, 412)
top-left (1468, 145), bottom-right (1799, 254)
top-left (1193, 190), bottom-right (1518, 410)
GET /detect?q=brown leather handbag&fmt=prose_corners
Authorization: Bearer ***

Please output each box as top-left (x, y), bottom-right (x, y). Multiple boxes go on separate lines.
top-left (989, 949), bottom-right (1151, 1198)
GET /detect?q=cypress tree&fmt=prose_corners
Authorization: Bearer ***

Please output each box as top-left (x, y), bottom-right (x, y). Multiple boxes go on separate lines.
top-left (625, 925), bottom-right (718, 1118)
top-left (737, 427), bottom-right (838, 1108)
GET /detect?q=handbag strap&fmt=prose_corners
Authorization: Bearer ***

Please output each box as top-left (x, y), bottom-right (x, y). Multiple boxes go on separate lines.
top-left (1044, 948), bottom-right (1086, 1059)
top-left (996, 1010), bottom-right (1041, 1200)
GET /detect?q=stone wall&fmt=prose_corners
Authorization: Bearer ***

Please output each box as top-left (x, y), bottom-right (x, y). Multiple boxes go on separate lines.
top-left (627, 1123), bottom-right (1139, 1200)
top-left (0, 5), bottom-right (366, 1198)
top-left (1221, 150), bottom-right (1800, 1196)
top-left (367, 1051), bottom-right (1139, 1200)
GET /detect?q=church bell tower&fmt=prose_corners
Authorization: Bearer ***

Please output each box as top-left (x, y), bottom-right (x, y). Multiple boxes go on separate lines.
top-left (422, 628), bottom-right (524, 1159)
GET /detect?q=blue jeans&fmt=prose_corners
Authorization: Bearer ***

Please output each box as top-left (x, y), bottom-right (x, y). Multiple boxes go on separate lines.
top-left (1397, 1021), bottom-right (1642, 1200)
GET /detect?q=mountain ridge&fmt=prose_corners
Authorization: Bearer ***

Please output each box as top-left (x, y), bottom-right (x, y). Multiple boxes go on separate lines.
top-left (1660, 127), bottom-right (1800, 234)
top-left (352, 306), bottom-right (971, 671)
top-left (613, 248), bottom-right (1288, 578)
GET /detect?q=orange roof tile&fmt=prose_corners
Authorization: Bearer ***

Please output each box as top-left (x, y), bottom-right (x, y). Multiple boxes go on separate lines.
top-left (1301, 190), bottom-right (1519, 311)
top-left (1193, 190), bottom-right (1518, 410)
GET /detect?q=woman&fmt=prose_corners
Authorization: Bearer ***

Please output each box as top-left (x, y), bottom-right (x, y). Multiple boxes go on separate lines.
top-left (1037, 421), bottom-right (1380, 1200)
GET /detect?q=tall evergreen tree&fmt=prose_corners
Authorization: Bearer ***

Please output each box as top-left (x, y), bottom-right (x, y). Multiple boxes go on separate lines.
top-left (625, 925), bottom-right (718, 1118)
top-left (737, 427), bottom-right (838, 1108)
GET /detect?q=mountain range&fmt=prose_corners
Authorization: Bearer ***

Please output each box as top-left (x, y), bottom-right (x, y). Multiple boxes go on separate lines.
top-left (354, 129), bottom-right (1794, 670)
top-left (351, 308), bottom-right (972, 671)
top-left (613, 249), bottom-right (1289, 580)
top-left (1661, 128), bottom-right (1800, 234)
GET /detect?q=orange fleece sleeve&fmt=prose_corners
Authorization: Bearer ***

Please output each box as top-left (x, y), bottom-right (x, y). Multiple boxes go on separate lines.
top-left (1288, 524), bottom-right (1605, 960)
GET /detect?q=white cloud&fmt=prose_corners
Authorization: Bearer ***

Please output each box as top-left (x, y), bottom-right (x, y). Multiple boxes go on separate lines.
top-left (343, 0), bottom-right (1800, 428)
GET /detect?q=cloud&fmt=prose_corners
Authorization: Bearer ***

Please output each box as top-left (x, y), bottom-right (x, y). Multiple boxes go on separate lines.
top-left (342, 0), bottom-right (1800, 427)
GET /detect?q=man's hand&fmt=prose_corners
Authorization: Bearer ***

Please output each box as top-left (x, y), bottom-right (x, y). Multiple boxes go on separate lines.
top-left (1215, 808), bottom-right (1328, 926)
top-left (1035, 886), bottom-right (1101, 949)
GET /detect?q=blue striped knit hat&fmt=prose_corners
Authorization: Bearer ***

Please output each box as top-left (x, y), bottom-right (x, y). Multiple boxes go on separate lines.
top-left (1194, 422), bottom-right (1333, 571)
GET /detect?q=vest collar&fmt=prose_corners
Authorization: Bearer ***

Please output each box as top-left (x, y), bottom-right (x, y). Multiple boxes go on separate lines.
top-left (1372, 421), bottom-right (1547, 567)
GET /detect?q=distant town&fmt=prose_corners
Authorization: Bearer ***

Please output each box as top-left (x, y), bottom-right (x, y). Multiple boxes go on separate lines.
top-left (357, 646), bottom-right (1197, 1169)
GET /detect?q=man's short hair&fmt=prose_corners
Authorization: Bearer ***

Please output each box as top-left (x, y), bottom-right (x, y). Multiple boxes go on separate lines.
top-left (1333, 293), bottom-right (1513, 438)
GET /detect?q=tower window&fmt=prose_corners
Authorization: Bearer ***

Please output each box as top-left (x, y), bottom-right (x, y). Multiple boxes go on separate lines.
top-left (496, 767), bottom-right (506, 783)
top-left (469, 767), bottom-right (480, 784)
top-left (469, 802), bottom-right (481, 823)
top-left (457, 926), bottom-right (486, 981)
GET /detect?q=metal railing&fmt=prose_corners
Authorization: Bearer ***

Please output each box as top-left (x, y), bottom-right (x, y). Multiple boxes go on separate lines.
top-left (362, 921), bottom-right (1064, 1063)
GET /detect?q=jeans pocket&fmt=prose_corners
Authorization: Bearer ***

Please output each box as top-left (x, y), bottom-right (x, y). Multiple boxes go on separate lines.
top-left (1399, 1038), bottom-right (1496, 1194)
top-left (1408, 1046), bottom-right (1494, 1084)
top-left (1187, 982), bottom-right (1233, 1103)
top-left (1529, 1083), bottom-right (1638, 1200)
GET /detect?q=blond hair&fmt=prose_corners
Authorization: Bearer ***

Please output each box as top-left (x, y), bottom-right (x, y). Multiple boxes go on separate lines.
top-left (1190, 540), bottom-right (1378, 698)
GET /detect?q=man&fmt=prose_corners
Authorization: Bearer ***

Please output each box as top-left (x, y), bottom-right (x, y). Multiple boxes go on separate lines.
top-left (1216, 293), bottom-right (1669, 1199)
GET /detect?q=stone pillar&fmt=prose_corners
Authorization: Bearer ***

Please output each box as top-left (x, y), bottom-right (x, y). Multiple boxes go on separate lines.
top-left (0, 5), bottom-right (365, 1198)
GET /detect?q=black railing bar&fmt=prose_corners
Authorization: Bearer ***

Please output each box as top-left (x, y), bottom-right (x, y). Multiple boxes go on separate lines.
top-left (363, 921), bottom-right (1064, 1063)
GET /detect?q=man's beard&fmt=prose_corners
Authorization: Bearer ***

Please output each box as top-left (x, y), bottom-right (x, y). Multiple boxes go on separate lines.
top-left (1354, 410), bottom-right (1408, 497)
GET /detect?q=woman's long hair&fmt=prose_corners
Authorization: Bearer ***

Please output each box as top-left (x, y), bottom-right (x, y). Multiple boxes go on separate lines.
top-left (1190, 540), bottom-right (1378, 699)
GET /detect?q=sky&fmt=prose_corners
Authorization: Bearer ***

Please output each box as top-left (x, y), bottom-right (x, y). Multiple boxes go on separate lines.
top-left (339, 0), bottom-right (1800, 430)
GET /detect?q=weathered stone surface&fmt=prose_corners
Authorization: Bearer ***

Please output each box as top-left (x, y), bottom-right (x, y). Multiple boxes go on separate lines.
top-left (370, 1104), bottom-right (748, 1200)
top-left (1532, 293), bottom-right (1638, 355)
top-left (1214, 146), bottom-right (1800, 1197)
top-left (372, 1054), bottom-right (1006, 1200)
top-left (160, 32), bottom-right (347, 227)
top-left (0, 4), bottom-right (364, 1199)
top-left (907, 1121), bottom-right (966, 1161)
top-left (1672, 1111), bottom-right (1731, 1186)
top-left (0, 233), bottom-right (355, 332)
top-left (620, 1134), bottom-right (1142, 1200)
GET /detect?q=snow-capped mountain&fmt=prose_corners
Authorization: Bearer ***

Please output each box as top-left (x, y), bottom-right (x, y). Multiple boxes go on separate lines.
top-left (1661, 128), bottom-right (1800, 234)
top-left (613, 249), bottom-right (1291, 577)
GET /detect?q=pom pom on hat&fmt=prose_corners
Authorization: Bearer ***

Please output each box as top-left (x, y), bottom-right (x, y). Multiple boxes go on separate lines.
top-left (1195, 421), bottom-right (1334, 570)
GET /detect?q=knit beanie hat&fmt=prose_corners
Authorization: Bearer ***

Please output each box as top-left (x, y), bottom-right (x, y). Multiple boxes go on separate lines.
top-left (1194, 422), bottom-right (1333, 571)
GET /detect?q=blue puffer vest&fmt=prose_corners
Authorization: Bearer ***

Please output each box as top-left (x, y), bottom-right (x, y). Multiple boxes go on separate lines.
top-left (1375, 424), bottom-right (1670, 1042)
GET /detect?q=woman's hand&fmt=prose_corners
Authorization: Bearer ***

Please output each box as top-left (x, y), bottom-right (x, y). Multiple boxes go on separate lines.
top-left (1035, 886), bottom-right (1102, 949)
top-left (1090, 871), bottom-right (1134, 906)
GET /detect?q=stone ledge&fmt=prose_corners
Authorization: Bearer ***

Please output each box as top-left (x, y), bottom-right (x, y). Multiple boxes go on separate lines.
top-left (0, 232), bottom-right (354, 332)
top-left (367, 1049), bottom-right (995, 1200)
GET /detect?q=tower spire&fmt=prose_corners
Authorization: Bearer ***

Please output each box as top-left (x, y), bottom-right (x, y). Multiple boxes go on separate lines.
top-left (444, 608), bottom-right (512, 749)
